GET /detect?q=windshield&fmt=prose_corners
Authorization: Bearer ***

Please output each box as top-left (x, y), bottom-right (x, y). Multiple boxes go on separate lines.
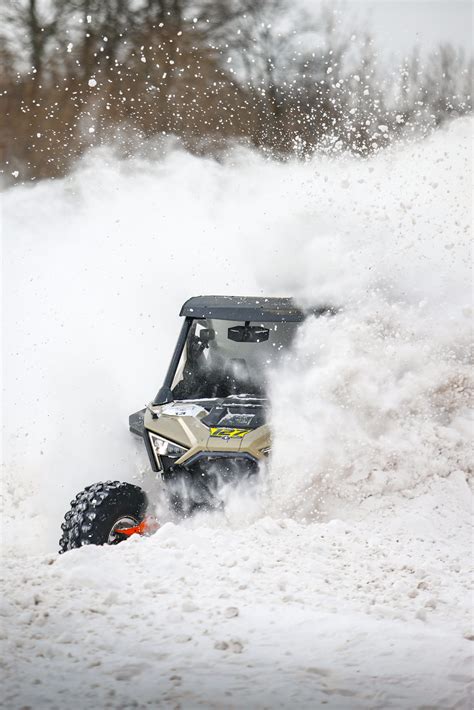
top-left (171, 318), bottom-right (299, 400)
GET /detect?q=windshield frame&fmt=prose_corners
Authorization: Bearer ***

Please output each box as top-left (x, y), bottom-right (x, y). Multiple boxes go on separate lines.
top-left (153, 315), bottom-right (299, 405)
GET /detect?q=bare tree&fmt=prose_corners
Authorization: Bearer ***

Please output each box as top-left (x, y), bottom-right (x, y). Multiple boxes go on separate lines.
top-left (1, 0), bottom-right (66, 79)
top-left (0, 0), bottom-right (471, 180)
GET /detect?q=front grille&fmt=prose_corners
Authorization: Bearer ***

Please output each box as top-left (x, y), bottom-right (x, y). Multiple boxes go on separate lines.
top-left (185, 453), bottom-right (260, 481)
top-left (162, 452), bottom-right (260, 478)
top-left (162, 453), bottom-right (262, 511)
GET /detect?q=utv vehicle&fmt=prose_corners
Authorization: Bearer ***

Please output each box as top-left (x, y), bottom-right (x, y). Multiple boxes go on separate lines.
top-left (59, 296), bottom-right (330, 552)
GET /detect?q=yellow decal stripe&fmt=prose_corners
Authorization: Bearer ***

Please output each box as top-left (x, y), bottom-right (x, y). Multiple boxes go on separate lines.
top-left (209, 427), bottom-right (250, 439)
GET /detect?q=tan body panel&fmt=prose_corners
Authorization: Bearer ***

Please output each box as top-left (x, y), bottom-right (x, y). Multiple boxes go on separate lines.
top-left (238, 424), bottom-right (271, 460)
top-left (144, 403), bottom-right (271, 465)
top-left (145, 406), bottom-right (210, 464)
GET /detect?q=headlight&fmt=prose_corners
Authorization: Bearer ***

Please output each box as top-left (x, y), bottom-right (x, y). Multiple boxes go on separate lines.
top-left (149, 433), bottom-right (188, 468)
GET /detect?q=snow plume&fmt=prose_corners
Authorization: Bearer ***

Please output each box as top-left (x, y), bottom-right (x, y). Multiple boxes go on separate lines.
top-left (2, 118), bottom-right (472, 552)
top-left (263, 117), bottom-right (473, 518)
top-left (267, 297), bottom-right (472, 519)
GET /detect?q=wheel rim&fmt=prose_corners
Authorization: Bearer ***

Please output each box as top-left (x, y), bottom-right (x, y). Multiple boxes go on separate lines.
top-left (108, 516), bottom-right (139, 544)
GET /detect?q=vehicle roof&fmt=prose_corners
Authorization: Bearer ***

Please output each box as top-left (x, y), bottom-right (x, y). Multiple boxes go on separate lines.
top-left (180, 295), bottom-right (310, 322)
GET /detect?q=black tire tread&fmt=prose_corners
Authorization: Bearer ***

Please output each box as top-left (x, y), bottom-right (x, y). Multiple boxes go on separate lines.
top-left (59, 480), bottom-right (147, 554)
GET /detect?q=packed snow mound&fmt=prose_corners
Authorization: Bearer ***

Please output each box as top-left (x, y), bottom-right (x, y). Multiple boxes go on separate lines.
top-left (2, 117), bottom-right (473, 553)
top-left (2, 474), bottom-right (472, 709)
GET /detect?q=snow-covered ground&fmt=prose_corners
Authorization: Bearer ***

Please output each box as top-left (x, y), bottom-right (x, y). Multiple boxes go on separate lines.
top-left (1, 119), bottom-right (472, 707)
top-left (2, 475), bottom-right (472, 708)
top-left (1, 475), bottom-right (473, 708)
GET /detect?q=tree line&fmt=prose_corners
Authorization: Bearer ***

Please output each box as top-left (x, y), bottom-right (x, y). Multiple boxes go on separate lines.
top-left (1, 0), bottom-right (472, 181)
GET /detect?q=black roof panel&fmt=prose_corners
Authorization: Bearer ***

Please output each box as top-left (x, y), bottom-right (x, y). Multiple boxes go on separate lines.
top-left (180, 295), bottom-right (306, 322)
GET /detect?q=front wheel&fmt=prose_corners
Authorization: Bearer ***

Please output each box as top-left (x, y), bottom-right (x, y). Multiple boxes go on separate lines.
top-left (59, 481), bottom-right (148, 553)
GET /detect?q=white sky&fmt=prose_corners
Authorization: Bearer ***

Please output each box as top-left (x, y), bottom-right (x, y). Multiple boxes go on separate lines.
top-left (305, 1), bottom-right (473, 60)
top-left (363, 0), bottom-right (472, 58)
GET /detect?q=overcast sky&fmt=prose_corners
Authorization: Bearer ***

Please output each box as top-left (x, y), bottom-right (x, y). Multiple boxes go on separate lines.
top-left (298, 1), bottom-right (472, 61)
top-left (342, 0), bottom-right (472, 59)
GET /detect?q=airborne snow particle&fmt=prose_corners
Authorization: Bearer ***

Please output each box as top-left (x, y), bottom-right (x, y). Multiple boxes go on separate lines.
top-left (88, 78), bottom-right (97, 87)
top-left (88, 127), bottom-right (95, 134)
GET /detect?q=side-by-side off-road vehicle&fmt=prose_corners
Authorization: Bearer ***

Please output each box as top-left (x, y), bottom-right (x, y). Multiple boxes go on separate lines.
top-left (59, 296), bottom-right (331, 552)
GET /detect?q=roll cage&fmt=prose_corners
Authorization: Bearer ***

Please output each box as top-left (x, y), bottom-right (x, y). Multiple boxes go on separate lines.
top-left (153, 296), bottom-right (331, 405)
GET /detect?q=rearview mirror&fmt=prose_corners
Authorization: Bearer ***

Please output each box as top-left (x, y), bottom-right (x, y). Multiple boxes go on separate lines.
top-left (228, 324), bottom-right (270, 343)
